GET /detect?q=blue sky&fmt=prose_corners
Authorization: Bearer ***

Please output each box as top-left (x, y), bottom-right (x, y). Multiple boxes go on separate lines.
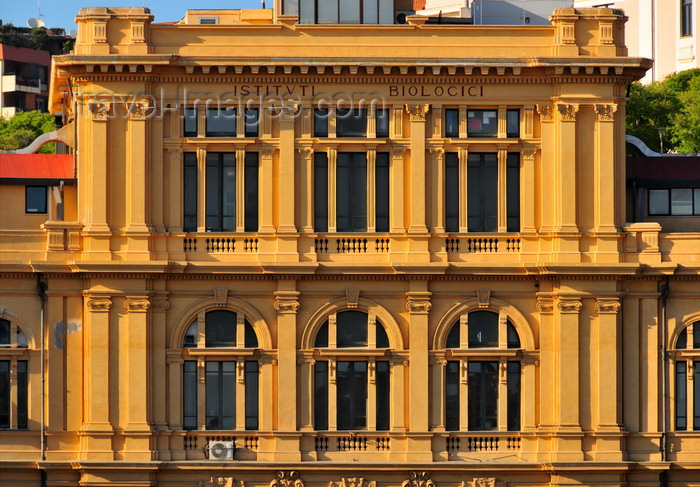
top-left (1, 0), bottom-right (266, 31)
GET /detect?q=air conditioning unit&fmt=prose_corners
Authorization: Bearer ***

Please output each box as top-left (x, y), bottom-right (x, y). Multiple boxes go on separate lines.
top-left (207, 440), bottom-right (234, 460)
top-left (395, 11), bottom-right (415, 24)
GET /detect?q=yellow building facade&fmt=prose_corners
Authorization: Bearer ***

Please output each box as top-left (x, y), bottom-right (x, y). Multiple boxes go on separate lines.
top-left (3, 4), bottom-right (700, 487)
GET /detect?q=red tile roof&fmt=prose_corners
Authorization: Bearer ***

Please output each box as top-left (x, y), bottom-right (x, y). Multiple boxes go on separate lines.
top-left (0, 154), bottom-right (74, 182)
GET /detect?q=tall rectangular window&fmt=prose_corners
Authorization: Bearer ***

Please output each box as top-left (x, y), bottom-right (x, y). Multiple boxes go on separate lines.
top-left (206, 153), bottom-right (237, 232)
top-left (245, 361), bottom-right (259, 430)
top-left (337, 153), bottom-right (367, 232)
top-left (314, 361), bottom-right (329, 430)
top-left (337, 361), bottom-right (368, 430)
top-left (506, 109), bottom-right (520, 138)
top-left (445, 152), bottom-right (460, 232)
top-left (184, 107), bottom-right (198, 137)
top-left (376, 361), bottom-right (390, 431)
top-left (314, 153), bottom-right (329, 232)
top-left (468, 153), bottom-right (498, 232)
top-left (507, 362), bottom-right (521, 431)
top-left (183, 153), bottom-right (198, 232)
top-left (468, 361), bottom-right (499, 430)
top-left (445, 361), bottom-right (460, 431)
top-left (0, 361), bottom-right (9, 428)
top-left (244, 153), bottom-right (259, 232)
top-left (205, 361), bottom-right (236, 430)
top-left (682, 0), bottom-right (693, 37)
top-left (695, 361), bottom-right (700, 430)
top-left (376, 152), bottom-right (390, 232)
top-left (183, 361), bottom-right (198, 429)
top-left (244, 108), bottom-right (259, 138)
top-left (376, 109), bottom-right (390, 138)
top-left (314, 108), bottom-right (329, 137)
top-left (506, 153), bottom-right (521, 232)
top-left (445, 109), bottom-right (459, 138)
top-left (676, 361), bottom-right (688, 430)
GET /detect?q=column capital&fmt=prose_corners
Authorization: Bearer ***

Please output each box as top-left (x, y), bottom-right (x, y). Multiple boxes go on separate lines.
top-left (595, 103), bottom-right (618, 122)
top-left (86, 296), bottom-right (112, 312)
top-left (406, 291), bottom-right (432, 314)
top-left (536, 104), bottom-right (554, 122)
top-left (405, 104), bottom-right (430, 122)
top-left (124, 296), bottom-right (150, 313)
top-left (274, 291), bottom-right (300, 314)
top-left (595, 298), bottom-right (621, 314)
top-left (557, 103), bottom-right (579, 121)
top-left (557, 298), bottom-right (582, 314)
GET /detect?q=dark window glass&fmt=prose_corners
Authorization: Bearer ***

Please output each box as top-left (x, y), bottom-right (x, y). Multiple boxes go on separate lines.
top-left (337, 361), bottom-right (367, 430)
top-left (184, 107), bottom-right (198, 137)
top-left (26, 186), bottom-right (47, 214)
top-left (445, 360), bottom-right (460, 431)
top-left (467, 110), bottom-right (498, 137)
top-left (206, 361), bottom-right (236, 429)
top-left (376, 321), bottom-right (390, 348)
top-left (677, 327), bottom-right (688, 349)
top-left (244, 320), bottom-right (258, 348)
top-left (314, 108), bottom-right (329, 137)
top-left (206, 107), bottom-right (236, 137)
top-left (376, 152), bottom-right (390, 232)
top-left (445, 109), bottom-right (459, 138)
top-left (183, 361), bottom-right (198, 429)
top-left (507, 321), bottom-right (521, 349)
top-left (695, 360), bottom-right (700, 430)
top-left (468, 361), bottom-right (498, 430)
top-left (206, 153), bottom-right (236, 232)
top-left (314, 361), bottom-right (329, 430)
top-left (183, 153), bottom-right (198, 232)
top-left (694, 322), bottom-right (700, 349)
top-left (0, 319), bottom-right (9, 345)
top-left (245, 153), bottom-right (259, 232)
top-left (376, 109), bottom-right (390, 138)
top-left (315, 321), bottom-right (329, 348)
top-left (245, 361), bottom-right (259, 430)
top-left (337, 152), bottom-right (367, 232)
top-left (507, 361), bottom-right (521, 431)
top-left (672, 188), bottom-right (694, 215)
top-left (244, 108), bottom-right (259, 137)
top-left (649, 189), bottom-right (669, 215)
top-left (677, 361), bottom-right (688, 430)
top-left (506, 153), bottom-right (521, 232)
top-left (376, 361), bottom-right (390, 430)
top-left (0, 361), bottom-right (9, 428)
top-left (336, 108), bottom-right (367, 137)
top-left (468, 311), bottom-right (499, 348)
top-left (337, 311), bottom-right (368, 347)
top-left (682, 0), bottom-right (693, 37)
top-left (506, 109), bottom-right (520, 138)
top-left (446, 322), bottom-right (460, 348)
top-left (445, 152), bottom-right (460, 232)
top-left (467, 153), bottom-right (498, 232)
top-left (205, 310), bottom-right (237, 347)
top-left (314, 153), bottom-right (329, 232)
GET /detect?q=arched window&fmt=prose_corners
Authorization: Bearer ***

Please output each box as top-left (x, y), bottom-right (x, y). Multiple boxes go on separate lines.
top-left (0, 317), bottom-right (29, 429)
top-left (444, 310), bottom-right (522, 431)
top-left (673, 320), bottom-right (700, 431)
top-left (181, 310), bottom-right (260, 431)
top-left (313, 310), bottom-right (392, 431)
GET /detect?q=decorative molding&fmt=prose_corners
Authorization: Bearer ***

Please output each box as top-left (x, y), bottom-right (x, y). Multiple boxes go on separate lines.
top-left (536, 298), bottom-right (554, 314)
top-left (214, 288), bottom-right (228, 307)
top-left (595, 103), bottom-right (617, 122)
top-left (124, 297), bottom-right (150, 313)
top-left (521, 146), bottom-right (537, 159)
top-left (87, 298), bottom-right (112, 312)
top-left (595, 299), bottom-right (621, 314)
top-left (329, 479), bottom-right (376, 487)
top-left (405, 104), bottom-right (430, 122)
top-left (406, 292), bottom-right (432, 314)
top-left (429, 147), bottom-right (445, 158)
top-left (402, 472), bottom-right (435, 487)
top-left (130, 101), bottom-right (152, 120)
top-left (261, 145), bottom-right (276, 158)
top-left (274, 291), bottom-right (300, 314)
top-left (298, 146), bottom-right (314, 160)
top-left (200, 478), bottom-right (234, 487)
top-left (391, 146), bottom-right (407, 158)
top-left (88, 101), bottom-right (111, 120)
top-left (469, 479), bottom-right (496, 487)
top-left (270, 471), bottom-right (304, 487)
top-left (152, 296), bottom-right (170, 311)
top-left (557, 299), bottom-right (582, 313)
top-left (476, 289), bottom-right (491, 309)
top-left (345, 289), bottom-right (360, 309)
top-left (536, 104), bottom-right (554, 122)
top-left (557, 103), bottom-right (579, 121)
top-left (166, 147), bottom-right (183, 158)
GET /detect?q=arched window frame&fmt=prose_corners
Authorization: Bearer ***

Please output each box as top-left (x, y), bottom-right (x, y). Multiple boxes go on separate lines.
top-left (670, 314), bottom-right (700, 431)
top-left (0, 311), bottom-right (32, 430)
top-left (431, 299), bottom-right (537, 433)
top-left (300, 298), bottom-right (404, 432)
top-left (167, 297), bottom-right (272, 432)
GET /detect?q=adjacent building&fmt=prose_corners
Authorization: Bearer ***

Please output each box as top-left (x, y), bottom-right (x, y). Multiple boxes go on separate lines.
top-left (2, 4), bottom-right (698, 487)
top-left (0, 44), bottom-right (50, 117)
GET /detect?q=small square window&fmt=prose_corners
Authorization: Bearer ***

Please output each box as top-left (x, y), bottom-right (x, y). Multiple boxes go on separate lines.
top-left (198, 17), bottom-right (218, 25)
top-left (467, 109), bottom-right (498, 137)
top-left (26, 186), bottom-right (47, 214)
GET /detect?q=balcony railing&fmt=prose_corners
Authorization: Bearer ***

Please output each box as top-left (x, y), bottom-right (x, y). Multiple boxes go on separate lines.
top-left (1, 74), bottom-right (41, 93)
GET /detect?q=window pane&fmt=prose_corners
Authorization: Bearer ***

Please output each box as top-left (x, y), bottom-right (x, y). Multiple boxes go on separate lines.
top-left (0, 361), bottom-right (9, 428)
top-left (299, 0), bottom-right (315, 23)
top-left (221, 362), bottom-right (236, 429)
top-left (183, 361), bottom-right (198, 429)
top-left (445, 109), bottom-right (459, 138)
top-left (694, 322), bottom-right (700, 349)
top-left (677, 327), bottom-right (688, 349)
top-left (378, 0), bottom-right (393, 23)
top-left (695, 360), bottom-right (700, 430)
top-left (507, 320), bottom-right (521, 349)
top-left (336, 109), bottom-right (367, 137)
top-left (468, 361), bottom-right (498, 430)
top-left (206, 153), bottom-right (236, 232)
top-left (26, 186), bottom-right (47, 213)
top-left (222, 154), bottom-right (236, 231)
top-left (676, 361), bottom-right (687, 430)
top-left (376, 109), bottom-right (390, 138)
top-left (314, 362), bottom-right (329, 430)
top-left (205, 310), bottom-right (237, 347)
top-left (317, 0), bottom-right (338, 23)
top-left (376, 152), bottom-right (390, 232)
top-left (314, 108), bottom-right (329, 137)
top-left (283, 0), bottom-right (299, 16)
top-left (363, 0), bottom-right (378, 23)
top-left (337, 153), bottom-right (367, 232)
top-left (446, 322), bottom-right (460, 348)
top-left (206, 154), bottom-right (222, 231)
top-left (468, 153), bottom-right (498, 232)
top-left (467, 110), bottom-right (498, 137)
top-left (183, 322), bottom-right (197, 348)
top-left (337, 311), bottom-right (368, 347)
top-left (314, 153), bottom-right (329, 232)
top-left (506, 153), bottom-right (520, 232)
top-left (339, 0), bottom-right (361, 23)
top-left (0, 319), bottom-right (9, 345)
top-left (445, 153), bottom-right (460, 232)
top-left (649, 189), bottom-right (669, 215)
top-left (315, 321), bottom-right (329, 348)
top-left (244, 108), bottom-right (259, 137)
top-left (183, 153), bottom-right (198, 232)
top-left (671, 188), bottom-right (693, 215)
top-left (245, 153), bottom-right (259, 232)
top-left (376, 321), bottom-right (390, 348)
top-left (245, 361), bottom-right (259, 430)
top-left (206, 107), bottom-right (236, 137)
top-left (445, 361), bottom-right (460, 431)
top-left (206, 362), bottom-right (221, 429)
top-left (507, 109), bottom-right (520, 137)
top-left (337, 361), bottom-right (367, 430)
top-left (184, 107), bottom-right (198, 137)
top-left (507, 362), bottom-right (521, 431)
top-left (695, 189), bottom-right (700, 215)
top-left (468, 311), bottom-right (499, 348)
top-left (376, 361), bottom-right (390, 430)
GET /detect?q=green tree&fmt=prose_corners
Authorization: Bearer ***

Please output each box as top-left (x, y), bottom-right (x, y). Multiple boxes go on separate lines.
top-left (0, 111), bottom-right (56, 154)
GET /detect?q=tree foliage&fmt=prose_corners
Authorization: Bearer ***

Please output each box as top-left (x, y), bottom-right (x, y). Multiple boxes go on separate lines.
top-left (626, 69), bottom-right (700, 153)
top-left (0, 111), bottom-right (56, 154)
